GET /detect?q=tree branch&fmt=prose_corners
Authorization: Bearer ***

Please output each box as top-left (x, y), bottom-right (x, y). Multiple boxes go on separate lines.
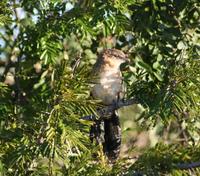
top-left (176, 161), bottom-right (200, 170)
top-left (81, 97), bottom-right (139, 121)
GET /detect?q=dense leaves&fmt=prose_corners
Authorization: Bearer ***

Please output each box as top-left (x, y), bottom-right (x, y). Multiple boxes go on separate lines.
top-left (0, 0), bottom-right (200, 175)
top-left (128, 143), bottom-right (200, 176)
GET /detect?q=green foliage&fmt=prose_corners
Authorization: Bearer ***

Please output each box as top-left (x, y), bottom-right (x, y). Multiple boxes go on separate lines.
top-left (127, 0), bottom-right (200, 120)
top-left (127, 143), bottom-right (200, 176)
top-left (0, 0), bottom-right (200, 175)
top-left (0, 0), bottom-right (12, 26)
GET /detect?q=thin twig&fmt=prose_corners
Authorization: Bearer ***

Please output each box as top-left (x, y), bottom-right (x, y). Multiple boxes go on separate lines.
top-left (176, 161), bottom-right (200, 170)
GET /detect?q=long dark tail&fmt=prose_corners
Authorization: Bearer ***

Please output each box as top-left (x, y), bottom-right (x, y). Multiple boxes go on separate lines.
top-left (103, 112), bottom-right (121, 162)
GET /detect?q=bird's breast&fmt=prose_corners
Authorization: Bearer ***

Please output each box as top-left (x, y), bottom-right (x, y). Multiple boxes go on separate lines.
top-left (91, 70), bottom-right (123, 105)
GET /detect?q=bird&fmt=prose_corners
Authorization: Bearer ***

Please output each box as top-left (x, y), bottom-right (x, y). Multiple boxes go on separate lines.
top-left (90, 48), bottom-right (129, 162)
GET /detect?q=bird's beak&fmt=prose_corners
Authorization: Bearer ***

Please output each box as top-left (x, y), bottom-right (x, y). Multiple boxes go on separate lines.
top-left (125, 57), bottom-right (130, 63)
top-left (120, 59), bottom-right (130, 71)
top-left (125, 53), bottom-right (130, 63)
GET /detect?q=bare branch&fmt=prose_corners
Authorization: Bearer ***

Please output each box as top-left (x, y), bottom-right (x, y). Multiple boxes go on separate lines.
top-left (176, 161), bottom-right (200, 170)
top-left (81, 97), bottom-right (139, 121)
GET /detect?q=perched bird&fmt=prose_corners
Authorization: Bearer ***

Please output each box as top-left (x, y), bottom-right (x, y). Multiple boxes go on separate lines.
top-left (90, 48), bottom-right (129, 162)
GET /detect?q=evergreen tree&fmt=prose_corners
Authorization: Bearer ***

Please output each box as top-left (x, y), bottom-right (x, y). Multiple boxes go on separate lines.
top-left (0, 0), bottom-right (200, 175)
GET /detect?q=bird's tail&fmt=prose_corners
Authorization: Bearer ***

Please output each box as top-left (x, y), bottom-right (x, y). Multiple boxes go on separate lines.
top-left (103, 112), bottom-right (121, 162)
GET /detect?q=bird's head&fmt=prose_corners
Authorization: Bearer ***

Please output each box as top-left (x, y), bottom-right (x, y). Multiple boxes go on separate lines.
top-left (101, 49), bottom-right (129, 69)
